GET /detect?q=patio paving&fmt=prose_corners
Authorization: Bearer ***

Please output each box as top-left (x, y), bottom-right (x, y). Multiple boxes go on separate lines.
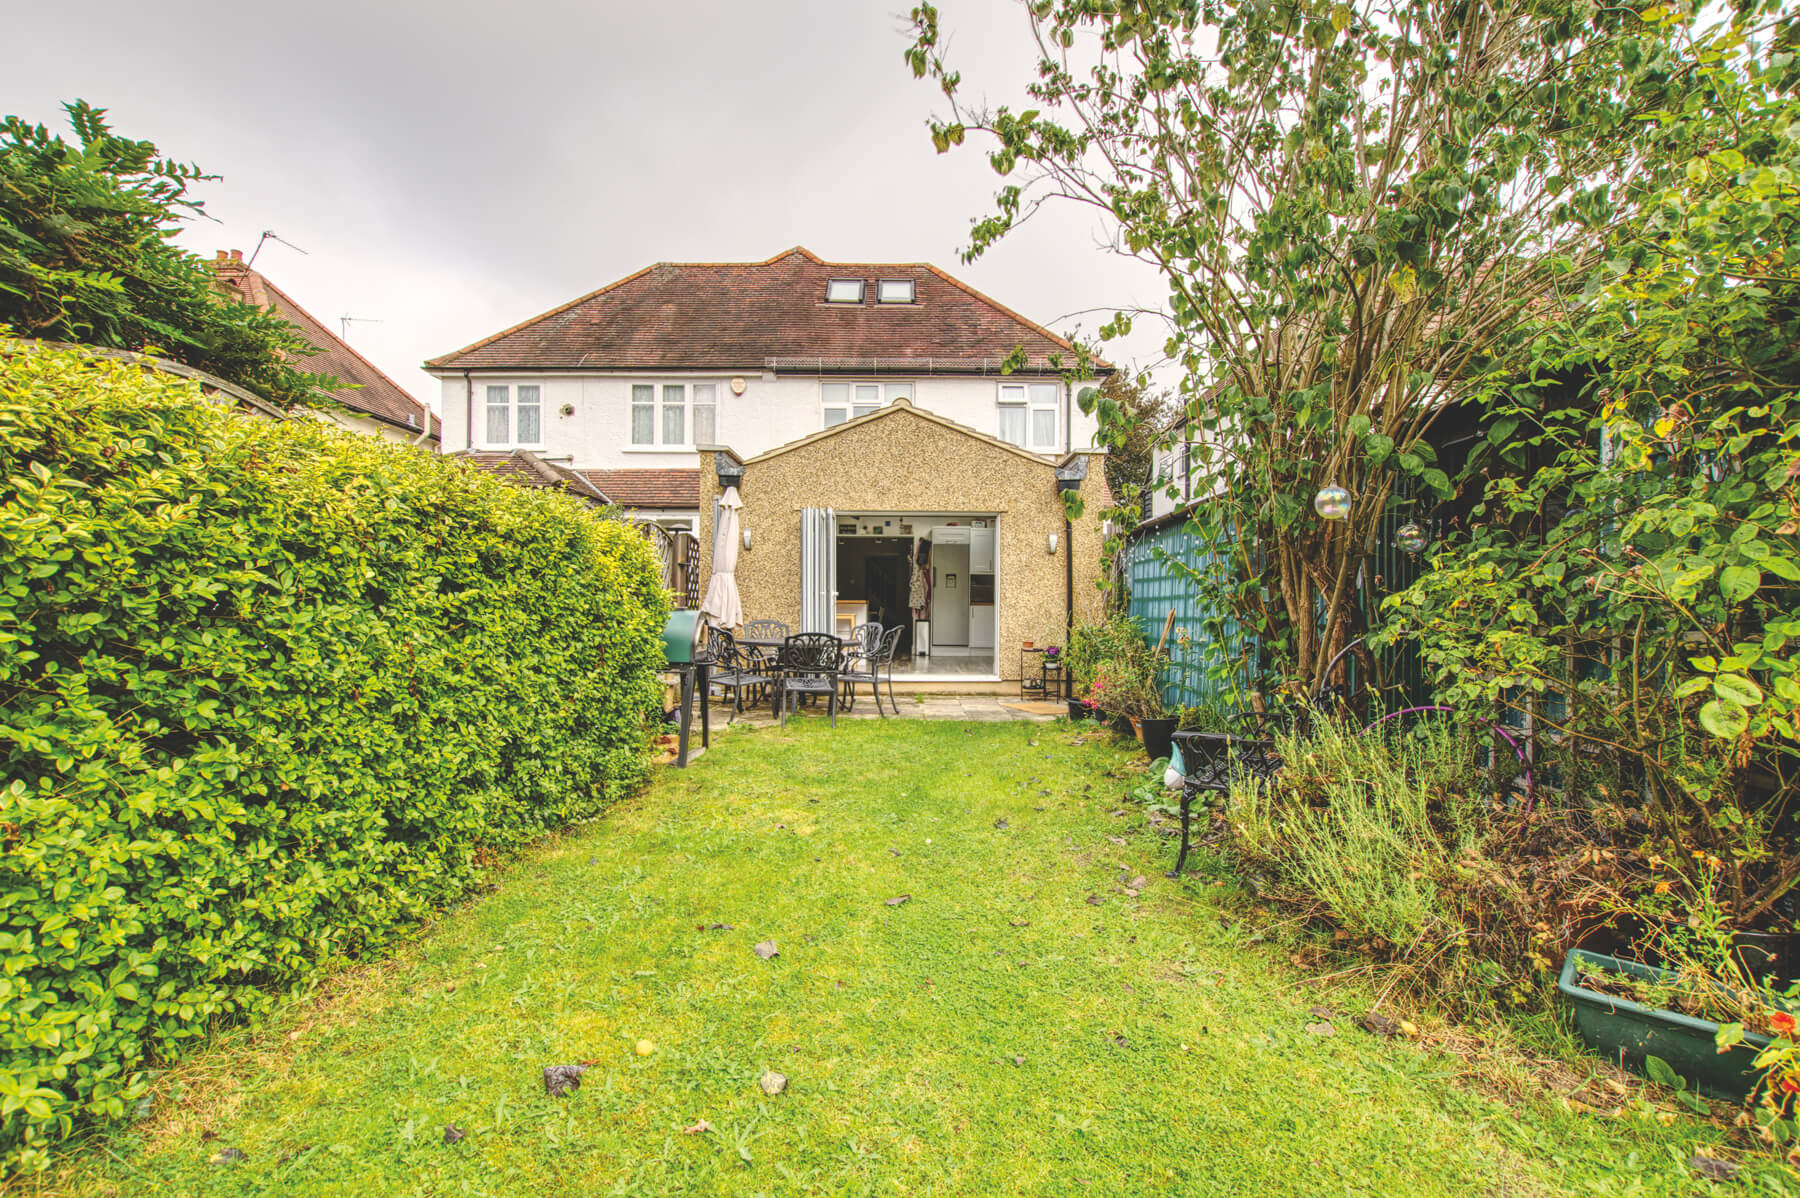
top-left (697, 692), bottom-right (1058, 726)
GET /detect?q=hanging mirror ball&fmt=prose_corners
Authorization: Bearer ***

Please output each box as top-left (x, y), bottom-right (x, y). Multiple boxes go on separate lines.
top-left (1313, 484), bottom-right (1351, 520)
top-left (1396, 521), bottom-right (1427, 553)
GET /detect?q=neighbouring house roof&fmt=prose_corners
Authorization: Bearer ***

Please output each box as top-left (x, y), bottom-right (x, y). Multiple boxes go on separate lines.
top-left (577, 468), bottom-right (701, 509)
top-left (425, 246), bottom-right (1111, 375)
top-left (455, 449), bottom-right (613, 505)
top-left (213, 250), bottom-right (437, 439)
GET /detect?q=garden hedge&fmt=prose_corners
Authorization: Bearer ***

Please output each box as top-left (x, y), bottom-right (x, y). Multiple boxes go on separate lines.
top-left (0, 344), bottom-right (668, 1171)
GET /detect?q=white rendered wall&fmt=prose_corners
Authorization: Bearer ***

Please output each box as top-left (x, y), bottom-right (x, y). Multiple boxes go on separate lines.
top-left (432, 371), bottom-right (1102, 469)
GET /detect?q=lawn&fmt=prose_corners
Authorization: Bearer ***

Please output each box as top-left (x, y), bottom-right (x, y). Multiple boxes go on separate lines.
top-left (33, 720), bottom-right (1759, 1196)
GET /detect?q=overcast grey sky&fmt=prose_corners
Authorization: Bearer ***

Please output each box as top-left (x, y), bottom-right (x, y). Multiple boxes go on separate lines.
top-left (10, 0), bottom-right (1172, 410)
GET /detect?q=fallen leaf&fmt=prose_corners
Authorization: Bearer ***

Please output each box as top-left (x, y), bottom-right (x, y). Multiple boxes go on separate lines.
top-left (210, 1148), bottom-right (247, 1165)
top-left (884, 894), bottom-right (911, 907)
top-left (1129, 876), bottom-right (1146, 889)
top-left (543, 1064), bottom-right (589, 1096)
top-left (759, 1070), bottom-right (788, 1096)
top-left (753, 941), bottom-right (779, 960)
top-left (1107, 836), bottom-right (1128, 846)
top-left (1690, 1156), bottom-right (1741, 1183)
top-left (1305, 1022), bottom-right (1336, 1037)
top-left (1307, 1006), bottom-right (1337, 1021)
top-left (888, 848), bottom-right (901, 857)
top-left (442, 1124), bottom-right (465, 1145)
top-left (1013, 1055), bottom-right (1026, 1065)
top-left (994, 818), bottom-right (1010, 829)
top-left (1359, 1012), bottom-right (1402, 1038)
top-left (1009, 919), bottom-right (1031, 927)
top-left (1085, 894), bottom-right (1104, 906)
top-left (683, 1120), bottom-right (712, 1135)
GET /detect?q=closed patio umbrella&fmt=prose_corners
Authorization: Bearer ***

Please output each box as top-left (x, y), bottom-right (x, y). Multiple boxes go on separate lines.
top-left (699, 486), bottom-right (744, 630)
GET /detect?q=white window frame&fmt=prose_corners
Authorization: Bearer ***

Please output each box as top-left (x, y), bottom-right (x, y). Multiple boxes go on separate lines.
top-left (824, 278), bottom-right (865, 304)
top-left (876, 278), bottom-right (915, 304)
top-left (482, 383), bottom-right (543, 448)
top-left (627, 380), bottom-right (723, 449)
top-left (997, 381), bottom-right (1061, 451)
top-left (821, 381), bottom-right (913, 429)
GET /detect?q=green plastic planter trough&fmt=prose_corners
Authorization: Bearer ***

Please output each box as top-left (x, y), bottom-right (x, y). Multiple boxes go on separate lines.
top-left (1558, 949), bottom-right (1771, 1100)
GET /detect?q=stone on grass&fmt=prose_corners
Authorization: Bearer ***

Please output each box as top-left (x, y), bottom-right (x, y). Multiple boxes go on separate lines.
top-left (1690, 1156), bottom-right (1741, 1183)
top-left (759, 1070), bottom-right (788, 1096)
top-left (753, 940), bottom-right (779, 960)
top-left (443, 1123), bottom-right (466, 1145)
top-left (885, 894), bottom-right (911, 907)
top-left (543, 1064), bottom-right (589, 1097)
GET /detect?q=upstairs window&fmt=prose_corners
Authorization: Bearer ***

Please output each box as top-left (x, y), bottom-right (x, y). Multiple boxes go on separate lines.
top-left (484, 384), bottom-right (541, 446)
top-left (877, 279), bottom-right (915, 304)
top-left (824, 278), bottom-right (865, 304)
top-left (630, 382), bottom-right (716, 447)
top-left (997, 382), bottom-right (1059, 451)
top-left (822, 381), bottom-right (912, 428)
top-left (631, 385), bottom-right (655, 445)
top-left (692, 383), bottom-right (717, 444)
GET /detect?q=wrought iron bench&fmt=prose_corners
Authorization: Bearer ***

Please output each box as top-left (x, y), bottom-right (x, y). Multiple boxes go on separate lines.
top-left (1166, 730), bottom-right (1283, 877)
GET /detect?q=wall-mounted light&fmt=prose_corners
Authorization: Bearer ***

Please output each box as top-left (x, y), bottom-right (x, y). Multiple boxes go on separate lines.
top-left (1047, 532), bottom-right (1059, 555)
top-left (741, 527), bottom-right (753, 551)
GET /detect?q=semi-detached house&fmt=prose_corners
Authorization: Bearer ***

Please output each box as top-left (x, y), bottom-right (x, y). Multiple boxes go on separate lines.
top-left (424, 247), bottom-right (1114, 686)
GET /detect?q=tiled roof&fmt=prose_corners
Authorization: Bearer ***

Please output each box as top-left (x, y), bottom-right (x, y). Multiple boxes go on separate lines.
top-left (577, 468), bottom-right (700, 509)
top-left (426, 247), bottom-right (1107, 374)
top-left (456, 450), bottom-right (613, 505)
top-left (213, 252), bottom-right (435, 437)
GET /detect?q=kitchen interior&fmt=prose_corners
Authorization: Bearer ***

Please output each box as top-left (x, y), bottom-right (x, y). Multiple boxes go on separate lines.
top-left (834, 513), bottom-right (996, 677)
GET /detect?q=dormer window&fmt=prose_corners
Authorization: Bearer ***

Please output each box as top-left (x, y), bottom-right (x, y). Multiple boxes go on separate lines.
top-left (825, 278), bottom-right (865, 304)
top-left (877, 279), bottom-right (915, 304)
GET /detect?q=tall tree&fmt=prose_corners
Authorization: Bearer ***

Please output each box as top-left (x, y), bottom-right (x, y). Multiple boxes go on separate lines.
top-left (1088, 372), bottom-right (1178, 517)
top-left (907, 0), bottom-right (1702, 692)
top-left (0, 101), bottom-right (331, 408)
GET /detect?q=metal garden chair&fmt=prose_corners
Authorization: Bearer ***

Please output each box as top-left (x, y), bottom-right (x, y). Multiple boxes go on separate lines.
top-left (705, 628), bottom-right (772, 722)
top-left (841, 624), bottom-right (904, 716)
top-left (774, 633), bottom-right (841, 728)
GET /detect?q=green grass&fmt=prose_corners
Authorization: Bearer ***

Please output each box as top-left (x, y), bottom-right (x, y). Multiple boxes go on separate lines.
top-left (28, 720), bottom-right (1774, 1196)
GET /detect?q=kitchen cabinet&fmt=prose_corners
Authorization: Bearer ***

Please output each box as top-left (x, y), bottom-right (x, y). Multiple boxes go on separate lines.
top-left (969, 605), bottom-right (995, 648)
top-left (971, 528), bottom-right (995, 574)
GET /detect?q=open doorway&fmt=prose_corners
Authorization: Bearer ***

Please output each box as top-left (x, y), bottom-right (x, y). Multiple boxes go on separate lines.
top-left (836, 536), bottom-right (912, 651)
top-left (833, 513), bottom-right (997, 679)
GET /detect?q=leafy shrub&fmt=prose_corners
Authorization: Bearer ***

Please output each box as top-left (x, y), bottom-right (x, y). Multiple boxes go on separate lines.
top-left (1231, 719), bottom-right (1493, 955)
top-left (0, 344), bottom-right (667, 1171)
top-left (0, 102), bottom-right (334, 409)
top-left (1067, 613), bottom-right (1166, 717)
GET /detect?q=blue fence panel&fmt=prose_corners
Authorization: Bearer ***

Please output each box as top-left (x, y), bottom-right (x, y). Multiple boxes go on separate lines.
top-left (1124, 521), bottom-right (1256, 711)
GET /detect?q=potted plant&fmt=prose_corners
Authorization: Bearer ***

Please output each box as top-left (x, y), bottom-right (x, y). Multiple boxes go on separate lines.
top-left (1558, 948), bottom-right (1776, 1099)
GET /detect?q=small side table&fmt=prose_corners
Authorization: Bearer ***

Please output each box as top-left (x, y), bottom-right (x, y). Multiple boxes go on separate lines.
top-left (1019, 646), bottom-right (1046, 700)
